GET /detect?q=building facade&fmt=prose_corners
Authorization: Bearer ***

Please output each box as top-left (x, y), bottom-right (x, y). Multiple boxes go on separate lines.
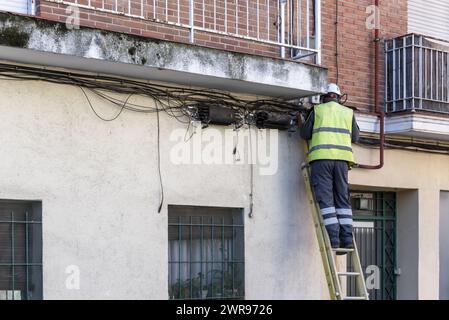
top-left (0, 0), bottom-right (448, 300)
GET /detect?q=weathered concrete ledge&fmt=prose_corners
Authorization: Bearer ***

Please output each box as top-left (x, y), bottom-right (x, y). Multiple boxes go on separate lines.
top-left (357, 112), bottom-right (449, 141)
top-left (0, 12), bottom-right (327, 98)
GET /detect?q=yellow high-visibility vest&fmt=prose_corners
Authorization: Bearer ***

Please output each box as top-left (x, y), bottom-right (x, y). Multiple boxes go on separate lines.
top-left (308, 101), bottom-right (355, 163)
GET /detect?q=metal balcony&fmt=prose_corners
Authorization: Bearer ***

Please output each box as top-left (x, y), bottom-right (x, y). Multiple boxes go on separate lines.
top-left (43, 0), bottom-right (321, 62)
top-left (386, 34), bottom-right (449, 114)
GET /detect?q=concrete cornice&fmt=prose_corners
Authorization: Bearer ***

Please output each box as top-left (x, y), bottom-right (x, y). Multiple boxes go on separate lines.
top-left (0, 12), bottom-right (327, 98)
top-left (356, 112), bottom-right (449, 141)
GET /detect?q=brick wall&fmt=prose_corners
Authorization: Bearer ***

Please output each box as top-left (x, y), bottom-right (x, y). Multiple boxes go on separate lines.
top-left (34, 0), bottom-right (407, 112)
top-left (321, 0), bottom-right (407, 112)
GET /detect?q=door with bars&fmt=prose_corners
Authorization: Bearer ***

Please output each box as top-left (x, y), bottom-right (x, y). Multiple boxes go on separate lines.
top-left (347, 192), bottom-right (397, 300)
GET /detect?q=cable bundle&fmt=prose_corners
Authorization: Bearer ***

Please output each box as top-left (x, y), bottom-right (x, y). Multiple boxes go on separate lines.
top-left (0, 63), bottom-right (304, 126)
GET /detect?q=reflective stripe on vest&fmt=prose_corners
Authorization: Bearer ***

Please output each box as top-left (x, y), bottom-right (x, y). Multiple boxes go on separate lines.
top-left (312, 127), bottom-right (351, 135)
top-left (309, 144), bottom-right (353, 153)
top-left (308, 101), bottom-right (355, 163)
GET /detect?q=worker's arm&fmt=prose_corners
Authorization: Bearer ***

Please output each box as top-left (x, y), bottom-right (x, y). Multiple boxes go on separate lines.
top-left (351, 114), bottom-right (360, 143)
top-left (300, 109), bottom-right (314, 140)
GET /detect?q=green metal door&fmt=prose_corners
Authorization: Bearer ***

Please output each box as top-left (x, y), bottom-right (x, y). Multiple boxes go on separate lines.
top-left (348, 192), bottom-right (397, 300)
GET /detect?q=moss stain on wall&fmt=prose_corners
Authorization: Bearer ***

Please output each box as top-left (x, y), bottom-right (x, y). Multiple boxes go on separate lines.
top-left (0, 26), bottom-right (30, 47)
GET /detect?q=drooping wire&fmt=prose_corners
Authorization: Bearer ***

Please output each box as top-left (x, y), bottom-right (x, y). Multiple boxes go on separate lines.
top-left (155, 99), bottom-right (164, 214)
top-left (232, 127), bottom-right (241, 162)
top-left (0, 63), bottom-right (304, 120)
top-left (248, 124), bottom-right (254, 218)
top-left (80, 86), bottom-right (133, 121)
top-left (183, 120), bottom-right (197, 142)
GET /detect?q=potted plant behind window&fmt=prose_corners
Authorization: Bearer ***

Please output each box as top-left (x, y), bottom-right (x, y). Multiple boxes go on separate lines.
top-left (201, 284), bottom-right (209, 299)
top-left (169, 278), bottom-right (185, 299)
top-left (193, 272), bottom-right (208, 299)
top-left (223, 271), bottom-right (239, 298)
top-left (196, 272), bottom-right (209, 299)
top-left (207, 269), bottom-right (224, 298)
top-left (170, 275), bottom-right (213, 299)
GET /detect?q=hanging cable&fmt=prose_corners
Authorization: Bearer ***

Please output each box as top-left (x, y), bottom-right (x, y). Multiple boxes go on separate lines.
top-left (155, 99), bottom-right (164, 214)
top-left (0, 62), bottom-right (304, 124)
top-left (248, 124), bottom-right (254, 218)
top-left (80, 86), bottom-right (133, 121)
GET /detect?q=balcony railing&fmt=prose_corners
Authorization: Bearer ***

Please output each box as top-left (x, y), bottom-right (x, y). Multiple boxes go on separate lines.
top-left (44, 0), bottom-right (321, 62)
top-left (386, 34), bottom-right (449, 114)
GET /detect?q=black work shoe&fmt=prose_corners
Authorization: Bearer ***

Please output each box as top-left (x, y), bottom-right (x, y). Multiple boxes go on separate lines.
top-left (335, 241), bottom-right (354, 255)
top-left (335, 244), bottom-right (354, 255)
top-left (342, 242), bottom-right (354, 249)
top-left (331, 242), bottom-right (340, 249)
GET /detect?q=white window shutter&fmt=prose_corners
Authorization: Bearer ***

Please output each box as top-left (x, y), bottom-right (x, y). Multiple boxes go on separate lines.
top-left (409, 0), bottom-right (449, 41)
top-left (0, 0), bottom-right (32, 15)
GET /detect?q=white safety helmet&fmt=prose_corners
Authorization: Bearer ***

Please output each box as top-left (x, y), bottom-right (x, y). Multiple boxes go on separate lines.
top-left (326, 83), bottom-right (342, 96)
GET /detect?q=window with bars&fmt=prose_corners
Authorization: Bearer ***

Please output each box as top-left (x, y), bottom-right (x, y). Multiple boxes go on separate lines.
top-left (168, 205), bottom-right (244, 300)
top-left (0, 200), bottom-right (43, 300)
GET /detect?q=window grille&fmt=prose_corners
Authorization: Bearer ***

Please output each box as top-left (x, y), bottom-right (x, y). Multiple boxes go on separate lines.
top-left (168, 205), bottom-right (244, 300)
top-left (386, 34), bottom-right (449, 114)
top-left (0, 200), bottom-right (43, 300)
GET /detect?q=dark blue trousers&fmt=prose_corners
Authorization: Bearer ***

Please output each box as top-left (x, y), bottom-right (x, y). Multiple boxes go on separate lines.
top-left (310, 160), bottom-right (353, 247)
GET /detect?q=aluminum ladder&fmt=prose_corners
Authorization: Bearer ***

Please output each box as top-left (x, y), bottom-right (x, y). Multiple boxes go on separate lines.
top-left (299, 112), bottom-right (369, 300)
top-left (301, 163), bottom-right (369, 300)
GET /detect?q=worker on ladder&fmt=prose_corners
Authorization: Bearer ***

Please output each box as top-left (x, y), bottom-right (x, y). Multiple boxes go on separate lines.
top-left (300, 83), bottom-right (360, 250)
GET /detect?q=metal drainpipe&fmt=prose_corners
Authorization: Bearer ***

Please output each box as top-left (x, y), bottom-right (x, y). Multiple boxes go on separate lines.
top-left (189, 0), bottom-right (194, 43)
top-left (315, 0), bottom-right (322, 64)
top-left (289, 0), bottom-right (294, 58)
top-left (280, 0), bottom-right (287, 58)
top-left (356, 0), bottom-right (384, 170)
top-left (30, 0), bottom-right (36, 15)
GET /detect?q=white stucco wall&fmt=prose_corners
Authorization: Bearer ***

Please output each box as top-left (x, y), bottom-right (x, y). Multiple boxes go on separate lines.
top-left (0, 79), bottom-right (328, 299)
top-left (1, 74), bottom-right (449, 300)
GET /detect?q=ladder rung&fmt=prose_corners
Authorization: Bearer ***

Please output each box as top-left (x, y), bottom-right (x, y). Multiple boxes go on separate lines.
top-left (332, 248), bottom-right (354, 253)
top-left (344, 296), bottom-right (367, 300)
top-left (337, 272), bottom-right (360, 277)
